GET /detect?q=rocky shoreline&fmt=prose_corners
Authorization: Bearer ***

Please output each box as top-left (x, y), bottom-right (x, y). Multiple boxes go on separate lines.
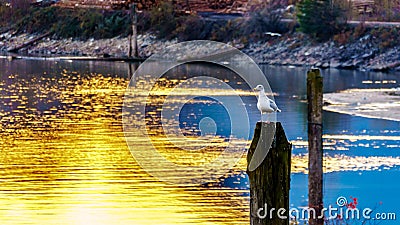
top-left (0, 32), bottom-right (176, 59)
top-left (1, 32), bottom-right (400, 72)
top-left (243, 34), bottom-right (400, 72)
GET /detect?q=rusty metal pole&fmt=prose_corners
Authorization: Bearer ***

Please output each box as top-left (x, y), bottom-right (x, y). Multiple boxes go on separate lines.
top-left (307, 69), bottom-right (323, 225)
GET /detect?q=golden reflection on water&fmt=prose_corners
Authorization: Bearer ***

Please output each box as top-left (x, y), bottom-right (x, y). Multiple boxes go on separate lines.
top-left (2, 68), bottom-right (400, 224)
top-left (0, 71), bottom-right (249, 225)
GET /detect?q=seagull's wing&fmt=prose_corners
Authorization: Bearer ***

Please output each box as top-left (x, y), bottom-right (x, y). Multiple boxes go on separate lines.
top-left (257, 95), bottom-right (274, 113)
top-left (268, 98), bottom-right (281, 112)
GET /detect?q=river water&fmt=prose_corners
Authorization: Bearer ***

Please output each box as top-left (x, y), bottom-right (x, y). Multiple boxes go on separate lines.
top-left (0, 59), bottom-right (399, 224)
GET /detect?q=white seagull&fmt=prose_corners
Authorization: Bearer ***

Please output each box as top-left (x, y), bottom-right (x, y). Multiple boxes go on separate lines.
top-left (254, 84), bottom-right (281, 122)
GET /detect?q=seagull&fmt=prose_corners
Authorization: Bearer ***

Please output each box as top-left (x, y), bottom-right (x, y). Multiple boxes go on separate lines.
top-left (264, 32), bottom-right (282, 37)
top-left (254, 84), bottom-right (281, 122)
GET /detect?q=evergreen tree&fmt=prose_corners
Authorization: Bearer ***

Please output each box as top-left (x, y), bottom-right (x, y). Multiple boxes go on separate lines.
top-left (297, 0), bottom-right (346, 41)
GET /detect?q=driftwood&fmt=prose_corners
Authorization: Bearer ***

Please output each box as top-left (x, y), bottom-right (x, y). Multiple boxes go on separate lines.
top-left (7, 32), bottom-right (52, 53)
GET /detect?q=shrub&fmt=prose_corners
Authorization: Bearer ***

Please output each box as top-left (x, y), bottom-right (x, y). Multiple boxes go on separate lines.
top-left (0, 0), bottom-right (32, 27)
top-left (333, 30), bottom-right (351, 45)
top-left (210, 19), bottom-right (242, 42)
top-left (17, 7), bottom-right (58, 33)
top-left (376, 27), bottom-right (400, 49)
top-left (97, 11), bottom-right (131, 38)
top-left (149, 2), bottom-right (177, 39)
top-left (137, 10), bottom-right (152, 33)
top-left (243, 0), bottom-right (288, 37)
top-left (14, 7), bottom-right (131, 40)
top-left (353, 22), bottom-right (367, 39)
top-left (369, 27), bottom-right (400, 50)
top-left (175, 15), bottom-right (208, 41)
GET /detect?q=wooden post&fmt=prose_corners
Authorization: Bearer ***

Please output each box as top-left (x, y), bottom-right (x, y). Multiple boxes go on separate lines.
top-left (128, 34), bottom-right (132, 58)
top-left (307, 69), bottom-right (323, 225)
top-left (129, 3), bottom-right (138, 58)
top-left (128, 62), bottom-right (133, 80)
top-left (247, 122), bottom-right (292, 225)
top-left (185, 0), bottom-right (190, 11)
top-left (127, 62), bottom-right (138, 80)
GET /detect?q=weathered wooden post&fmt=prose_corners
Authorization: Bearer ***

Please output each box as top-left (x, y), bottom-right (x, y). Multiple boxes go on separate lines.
top-left (128, 34), bottom-right (132, 57)
top-left (307, 69), bottom-right (323, 225)
top-left (127, 62), bottom-right (134, 80)
top-left (185, 0), bottom-right (191, 11)
top-left (129, 3), bottom-right (139, 58)
top-left (247, 122), bottom-right (292, 225)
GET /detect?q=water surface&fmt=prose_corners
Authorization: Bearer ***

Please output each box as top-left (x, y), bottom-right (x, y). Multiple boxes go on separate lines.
top-left (1, 59), bottom-right (399, 224)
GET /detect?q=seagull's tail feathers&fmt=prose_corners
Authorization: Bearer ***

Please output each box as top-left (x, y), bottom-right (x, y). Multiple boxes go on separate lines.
top-left (276, 108), bottom-right (281, 112)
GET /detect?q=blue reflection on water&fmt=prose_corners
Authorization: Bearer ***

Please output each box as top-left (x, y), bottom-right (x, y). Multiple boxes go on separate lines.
top-left (179, 96), bottom-right (231, 138)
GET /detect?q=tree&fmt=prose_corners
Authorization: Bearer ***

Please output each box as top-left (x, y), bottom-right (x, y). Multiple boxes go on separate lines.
top-left (297, 0), bottom-right (346, 41)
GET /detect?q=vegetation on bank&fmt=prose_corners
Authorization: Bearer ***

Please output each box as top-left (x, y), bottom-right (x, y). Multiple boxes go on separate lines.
top-left (0, 0), bottom-right (400, 48)
top-left (0, 3), bottom-right (132, 39)
top-left (0, 0), bottom-right (288, 42)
